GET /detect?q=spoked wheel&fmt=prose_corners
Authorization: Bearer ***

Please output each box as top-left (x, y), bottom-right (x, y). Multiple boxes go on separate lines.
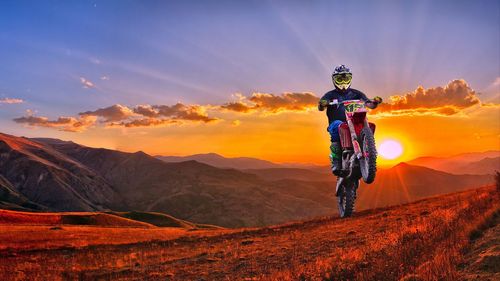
top-left (337, 180), bottom-right (357, 218)
top-left (359, 126), bottom-right (377, 184)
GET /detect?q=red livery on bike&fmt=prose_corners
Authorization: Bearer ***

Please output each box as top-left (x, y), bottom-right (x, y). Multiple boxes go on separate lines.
top-left (329, 99), bottom-right (378, 217)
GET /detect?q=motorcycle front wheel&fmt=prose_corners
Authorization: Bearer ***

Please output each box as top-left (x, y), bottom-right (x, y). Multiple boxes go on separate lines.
top-left (337, 180), bottom-right (357, 218)
top-left (359, 126), bottom-right (377, 184)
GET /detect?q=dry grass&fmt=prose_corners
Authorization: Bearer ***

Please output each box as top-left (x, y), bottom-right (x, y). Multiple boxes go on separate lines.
top-left (0, 210), bottom-right (155, 228)
top-left (0, 186), bottom-right (497, 281)
top-left (266, 187), bottom-right (499, 281)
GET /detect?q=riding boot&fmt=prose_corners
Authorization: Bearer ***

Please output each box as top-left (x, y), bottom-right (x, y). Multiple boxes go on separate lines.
top-left (329, 142), bottom-right (342, 175)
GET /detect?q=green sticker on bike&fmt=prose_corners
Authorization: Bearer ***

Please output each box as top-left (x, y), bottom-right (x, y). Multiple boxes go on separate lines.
top-left (344, 102), bottom-right (364, 113)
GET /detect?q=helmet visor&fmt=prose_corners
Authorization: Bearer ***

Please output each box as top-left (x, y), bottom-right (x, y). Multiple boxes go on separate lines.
top-left (333, 73), bottom-right (352, 84)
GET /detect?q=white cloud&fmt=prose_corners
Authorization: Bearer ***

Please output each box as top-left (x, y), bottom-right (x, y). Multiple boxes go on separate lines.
top-left (80, 77), bottom-right (95, 89)
top-left (492, 77), bottom-right (500, 87)
top-left (90, 58), bottom-right (101, 65)
top-left (0, 98), bottom-right (24, 104)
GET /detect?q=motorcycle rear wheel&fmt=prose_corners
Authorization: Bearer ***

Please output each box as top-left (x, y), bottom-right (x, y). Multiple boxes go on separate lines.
top-left (359, 126), bottom-right (377, 184)
top-left (337, 180), bottom-right (357, 218)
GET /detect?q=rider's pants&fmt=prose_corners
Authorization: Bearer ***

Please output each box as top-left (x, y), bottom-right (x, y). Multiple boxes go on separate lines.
top-left (327, 120), bottom-right (344, 142)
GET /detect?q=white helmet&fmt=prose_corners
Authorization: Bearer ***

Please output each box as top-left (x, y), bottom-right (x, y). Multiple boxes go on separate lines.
top-left (332, 65), bottom-right (352, 91)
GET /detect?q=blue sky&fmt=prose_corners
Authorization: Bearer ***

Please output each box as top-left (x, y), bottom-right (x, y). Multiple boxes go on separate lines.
top-left (1, 1), bottom-right (498, 101)
top-left (0, 0), bottom-right (498, 161)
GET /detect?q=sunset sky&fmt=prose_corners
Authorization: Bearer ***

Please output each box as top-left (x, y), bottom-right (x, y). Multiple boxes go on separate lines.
top-left (0, 0), bottom-right (499, 165)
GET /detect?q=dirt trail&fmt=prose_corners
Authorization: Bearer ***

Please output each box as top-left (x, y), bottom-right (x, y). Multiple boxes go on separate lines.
top-left (0, 186), bottom-right (497, 281)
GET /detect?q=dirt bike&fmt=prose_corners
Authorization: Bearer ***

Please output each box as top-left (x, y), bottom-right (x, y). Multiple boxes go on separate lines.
top-left (328, 99), bottom-right (378, 218)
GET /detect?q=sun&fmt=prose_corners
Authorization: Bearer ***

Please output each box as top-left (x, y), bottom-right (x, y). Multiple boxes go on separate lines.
top-left (378, 139), bottom-right (403, 160)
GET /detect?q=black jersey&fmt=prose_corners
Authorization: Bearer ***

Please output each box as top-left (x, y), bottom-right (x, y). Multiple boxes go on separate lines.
top-left (319, 88), bottom-right (370, 124)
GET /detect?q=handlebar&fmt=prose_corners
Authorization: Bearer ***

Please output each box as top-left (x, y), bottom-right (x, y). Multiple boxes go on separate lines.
top-left (328, 99), bottom-right (382, 106)
top-left (328, 99), bottom-right (362, 105)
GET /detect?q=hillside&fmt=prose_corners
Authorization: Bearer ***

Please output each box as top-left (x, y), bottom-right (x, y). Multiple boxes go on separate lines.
top-left (28, 135), bottom-right (338, 227)
top-left (0, 186), bottom-right (497, 280)
top-left (0, 175), bottom-right (45, 211)
top-left (0, 209), bottom-right (155, 228)
top-left (0, 133), bottom-right (124, 211)
top-left (244, 163), bottom-right (493, 210)
top-left (1, 132), bottom-right (494, 228)
top-left (459, 209), bottom-right (500, 280)
top-left (244, 167), bottom-right (331, 182)
top-left (108, 211), bottom-right (222, 229)
top-left (356, 162), bottom-right (494, 209)
top-left (0, 209), bottom-right (220, 230)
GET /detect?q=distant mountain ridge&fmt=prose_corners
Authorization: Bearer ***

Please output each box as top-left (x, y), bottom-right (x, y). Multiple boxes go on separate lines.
top-left (407, 151), bottom-right (500, 175)
top-left (0, 132), bottom-right (495, 228)
top-left (356, 162), bottom-right (493, 210)
top-left (158, 151), bottom-right (500, 174)
top-left (1, 133), bottom-right (340, 227)
top-left (156, 153), bottom-right (282, 169)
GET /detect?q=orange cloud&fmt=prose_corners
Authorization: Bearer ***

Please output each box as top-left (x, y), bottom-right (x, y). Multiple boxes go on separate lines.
top-left (103, 103), bottom-right (217, 128)
top-left (250, 92), bottom-right (318, 112)
top-left (13, 115), bottom-right (96, 132)
top-left (131, 103), bottom-right (217, 122)
top-left (16, 102), bottom-right (218, 131)
top-left (372, 80), bottom-right (480, 116)
top-left (0, 98), bottom-right (24, 104)
top-left (220, 102), bottom-right (253, 113)
top-left (12, 80), bottom-right (489, 132)
top-left (109, 118), bottom-right (180, 128)
top-left (107, 103), bottom-right (217, 128)
top-left (133, 105), bottom-right (158, 117)
top-left (220, 92), bottom-right (318, 113)
top-left (80, 104), bottom-right (134, 122)
top-left (153, 103), bottom-right (217, 122)
top-left (481, 102), bottom-right (500, 108)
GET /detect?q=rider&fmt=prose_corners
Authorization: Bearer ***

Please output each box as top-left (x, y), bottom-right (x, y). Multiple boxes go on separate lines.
top-left (318, 65), bottom-right (382, 175)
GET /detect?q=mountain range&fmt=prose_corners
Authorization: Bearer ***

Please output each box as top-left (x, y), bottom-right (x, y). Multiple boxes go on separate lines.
top-left (157, 151), bottom-right (499, 176)
top-left (1, 133), bottom-right (337, 227)
top-left (156, 153), bottom-right (324, 170)
top-left (356, 162), bottom-right (496, 209)
top-left (0, 132), bottom-right (496, 227)
top-left (407, 151), bottom-right (500, 175)
top-left (156, 153), bottom-right (282, 169)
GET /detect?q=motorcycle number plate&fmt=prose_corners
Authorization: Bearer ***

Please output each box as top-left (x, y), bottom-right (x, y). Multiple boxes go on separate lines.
top-left (344, 102), bottom-right (365, 113)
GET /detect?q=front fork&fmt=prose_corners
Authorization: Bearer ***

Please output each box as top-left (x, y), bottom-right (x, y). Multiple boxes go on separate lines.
top-left (346, 119), bottom-right (362, 159)
top-left (335, 176), bottom-right (360, 196)
top-left (346, 118), bottom-right (370, 160)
